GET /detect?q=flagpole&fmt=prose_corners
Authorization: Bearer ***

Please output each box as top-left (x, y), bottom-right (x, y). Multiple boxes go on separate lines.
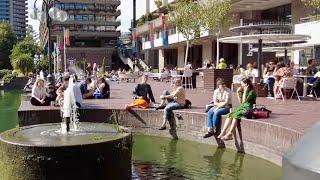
top-left (63, 27), bottom-right (67, 73)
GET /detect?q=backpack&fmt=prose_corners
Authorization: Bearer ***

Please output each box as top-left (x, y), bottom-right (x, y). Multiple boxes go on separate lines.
top-left (184, 99), bottom-right (192, 108)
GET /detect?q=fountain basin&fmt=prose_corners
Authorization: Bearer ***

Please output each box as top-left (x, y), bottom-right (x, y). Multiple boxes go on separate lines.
top-left (0, 122), bottom-right (132, 180)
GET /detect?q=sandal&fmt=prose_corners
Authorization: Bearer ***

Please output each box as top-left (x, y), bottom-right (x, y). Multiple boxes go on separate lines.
top-left (221, 134), bottom-right (233, 141)
top-left (203, 131), bottom-right (215, 138)
top-left (158, 126), bottom-right (166, 130)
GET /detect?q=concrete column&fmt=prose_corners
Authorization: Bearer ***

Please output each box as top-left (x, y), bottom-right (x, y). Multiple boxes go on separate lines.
top-left (202, 41), bottom-right (213, 65)
top-left (177, 45), bottom-right (185, 68)
top-left (146, 0), bottom-right (150, 14)
top-left (158, 49), bottom-right (165, 71)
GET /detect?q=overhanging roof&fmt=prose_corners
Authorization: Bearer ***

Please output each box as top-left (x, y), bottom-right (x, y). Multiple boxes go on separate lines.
top-left (231, 0), bottom-right (291, 12)
top-left (219, 34), bottom-right (311, 44)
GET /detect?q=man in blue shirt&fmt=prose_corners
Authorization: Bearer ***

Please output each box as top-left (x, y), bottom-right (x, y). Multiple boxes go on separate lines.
top-left (79, 78), bottom-right (93, 99)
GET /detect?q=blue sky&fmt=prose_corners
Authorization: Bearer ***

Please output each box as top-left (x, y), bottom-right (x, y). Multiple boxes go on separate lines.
top-left (27, 0), bottom-right (148, 34)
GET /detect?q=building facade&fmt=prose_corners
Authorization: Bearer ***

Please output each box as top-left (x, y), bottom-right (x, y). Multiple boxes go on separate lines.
top-left (136, 0), bottom-right (317, 72)
top-left (39, 0), bottom-right (121, 71)
top-left (0, 0), bottom-right (27, 39)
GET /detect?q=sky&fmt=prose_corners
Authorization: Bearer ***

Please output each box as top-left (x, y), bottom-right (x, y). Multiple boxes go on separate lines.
top-left (27, 0), bottom-right (151, 34)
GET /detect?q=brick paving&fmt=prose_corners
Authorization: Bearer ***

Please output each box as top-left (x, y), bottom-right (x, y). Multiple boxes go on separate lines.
top-left (20, 77), bottom-right (320, 134)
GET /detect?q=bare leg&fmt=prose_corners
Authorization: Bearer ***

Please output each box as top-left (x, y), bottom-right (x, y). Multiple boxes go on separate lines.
top-left (218, 118), bottom-right (232, 138)
top-left (222, 119), bottom-right (238, 141)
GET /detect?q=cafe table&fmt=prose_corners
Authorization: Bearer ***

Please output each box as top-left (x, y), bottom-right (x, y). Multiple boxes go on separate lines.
top-left (293, 74), bottom-right (314, 97)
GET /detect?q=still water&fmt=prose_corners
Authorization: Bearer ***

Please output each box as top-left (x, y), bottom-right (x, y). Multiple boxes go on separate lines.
top-left (0, 90), bottom-right (281, 180)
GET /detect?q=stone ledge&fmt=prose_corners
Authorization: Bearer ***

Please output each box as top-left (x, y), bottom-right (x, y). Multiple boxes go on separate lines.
top-left (18, 101), bottom-right (302, 166)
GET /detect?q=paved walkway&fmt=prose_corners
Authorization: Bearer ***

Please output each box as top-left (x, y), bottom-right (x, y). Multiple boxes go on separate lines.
top-left (79, 77), bottom-right (320, 134)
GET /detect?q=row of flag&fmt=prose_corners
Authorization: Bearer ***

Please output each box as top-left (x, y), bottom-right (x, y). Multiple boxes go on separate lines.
top-left (53, 28), bottom-right (70, 57)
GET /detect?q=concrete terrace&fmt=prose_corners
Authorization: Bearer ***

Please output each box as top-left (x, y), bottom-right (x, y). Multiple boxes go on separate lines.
top-left (73, 77), bottom-right (320, 134)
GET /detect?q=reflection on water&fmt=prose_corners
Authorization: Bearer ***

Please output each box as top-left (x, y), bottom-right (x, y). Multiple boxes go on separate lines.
top-left (0, 90), bottom-right (21, 133)
top-left (132, 135), bottom-right (281, 180)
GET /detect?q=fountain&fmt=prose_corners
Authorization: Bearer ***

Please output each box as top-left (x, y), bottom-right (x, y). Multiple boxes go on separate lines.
top-left (0, 77), bottom-right (132, 179)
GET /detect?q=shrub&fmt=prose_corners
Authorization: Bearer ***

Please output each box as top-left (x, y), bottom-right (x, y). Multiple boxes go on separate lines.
top-left (0, 69), bottom-right (12, 79)
top-left (2, 73), bottom-right (16, 83)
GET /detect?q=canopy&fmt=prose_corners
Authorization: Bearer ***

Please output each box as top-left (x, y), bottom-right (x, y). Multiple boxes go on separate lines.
top-left (219, 34), bottom-right (311, 44)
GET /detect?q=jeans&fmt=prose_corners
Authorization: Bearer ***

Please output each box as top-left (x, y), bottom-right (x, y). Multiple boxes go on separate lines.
top-left (266, 78), bottom-right (275, 96)
top-left (163, 90), bottom-right (183, 119)
top-left (207, 107), bottom-right (230, 128)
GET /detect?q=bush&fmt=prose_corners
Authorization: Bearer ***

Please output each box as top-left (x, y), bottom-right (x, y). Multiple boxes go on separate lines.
top-left (0, 69), bottom-right (12, 79)
top-left (2, 73), bottom-right (16, 83)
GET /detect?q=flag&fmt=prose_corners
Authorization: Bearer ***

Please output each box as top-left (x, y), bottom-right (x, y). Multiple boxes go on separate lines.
top-left (162, 15), bottom-right (169, 47)
top-left (57, 35), bottom-right (64, 50)
top-left (132, 29), bottom-right (137, 54)
top-left (64, 28), bottom-right (70, 46)
top-left (148, 22), bottom-right (154, 49)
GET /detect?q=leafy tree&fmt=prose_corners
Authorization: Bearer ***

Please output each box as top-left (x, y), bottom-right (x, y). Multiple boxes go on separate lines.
top-left (0, 22), bottom-right (17, 69)
top-left (170, 0), bottom-right (202, 66)
top-left (155, 0), bottom-right (163, 8)
top-left (35, 55), bottom-right (48, 71)
top-left (301, 0), bottom-right (320, 9)
top-left (11, 53), bottom-right (34, 76)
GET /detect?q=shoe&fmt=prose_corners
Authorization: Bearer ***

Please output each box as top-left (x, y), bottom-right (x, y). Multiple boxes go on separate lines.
top-left (155, 105), bottom-right (165, 110)
top-left (203, 132), bottom-right (214, 138)
top-left (158, 126), bottom-right (166, 130)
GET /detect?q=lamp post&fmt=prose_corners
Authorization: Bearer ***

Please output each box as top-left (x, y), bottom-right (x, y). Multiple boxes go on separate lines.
top-left (29, 0), bottom-right (67, 85)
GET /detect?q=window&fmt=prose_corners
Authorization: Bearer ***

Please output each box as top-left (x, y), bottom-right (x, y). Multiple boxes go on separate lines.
top-left (69, 14), bottom-right (74, 20)
top-left (82, 15), bottom-right (88, 21)
top-left (88, 25), bottom-right (95, 31)
top-left (88, 15), bottom-right (94, 21)
top-left (82, 25), bottom-right (88, 31)
top-left (75, 15), bottom-right (82, 21)
top-left (65, 3), bottom-right (74, 10)
top-left (75, 3), bottom-right (83, 10)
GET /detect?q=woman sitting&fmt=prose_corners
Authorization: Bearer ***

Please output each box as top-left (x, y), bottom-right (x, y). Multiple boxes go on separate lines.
top-left (273, 62), bottom-right (293, 99)
top-left (93, 78), bottom-right (110, 99)
top-left (55, 76), bottom-right (70, 106)
top-left (125, 74), bottom-right (155, 109)
top-left (30, 78), bottom-right (51, 106)
top-left (158, 78), bottom-right (185, 130)
top-left (218, 78), bottom-right (256, 141)
top-left (203, 79), bottom-right (232, 138)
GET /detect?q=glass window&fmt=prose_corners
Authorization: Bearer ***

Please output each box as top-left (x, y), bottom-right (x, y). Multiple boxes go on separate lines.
top-left (82, 15), bottom-right (88, 21)
top-left (69, 14), bottom-right (74, 20)
top-left (82, 25), bottom-right (88, 31)
top-left (88, 25), bottom-right (95, 31)
top-left (75, 3), bottom-right (83, 10)
top-left (75, 15), bottom-right (82, 21)
top-left (88, 15), bottom-right (94, 21)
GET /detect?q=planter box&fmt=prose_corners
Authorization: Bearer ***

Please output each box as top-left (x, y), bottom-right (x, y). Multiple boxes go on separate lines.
top-left (203, 69), bottom-right (233, 91)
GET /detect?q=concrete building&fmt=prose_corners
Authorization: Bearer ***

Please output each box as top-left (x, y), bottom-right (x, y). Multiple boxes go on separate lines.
top-left (0, 0), bottom-right (27, 39)
top-left (39, 0), bottom-right (121, 69)
top-left (135, 0), bottom-right (317, 71)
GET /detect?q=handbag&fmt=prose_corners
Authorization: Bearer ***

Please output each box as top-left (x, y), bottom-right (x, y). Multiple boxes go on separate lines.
top-left (243, 105), bottom-right (272, 119)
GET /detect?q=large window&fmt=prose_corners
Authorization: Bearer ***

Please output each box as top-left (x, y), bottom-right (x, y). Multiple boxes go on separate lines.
top-left (65, 3), bottom-right (74, 10)
top-left (75, 15), bottom-right (82, 21)
top-left (261, 4), bottom-right (291, 22)
top-left (75, 3), bottom-right (83, 10)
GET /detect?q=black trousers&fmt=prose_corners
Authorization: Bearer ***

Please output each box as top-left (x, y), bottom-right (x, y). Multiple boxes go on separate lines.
top-left (30, 97), bottom-right (51, 106)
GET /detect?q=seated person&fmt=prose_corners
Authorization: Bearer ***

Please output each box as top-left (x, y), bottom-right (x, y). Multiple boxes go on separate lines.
top-left (218, 78), bottom-right (256, 141)
top-left (306, 59), bottom-right (318, 76)
top-left (203, 79), bottom-right (232, 138)
top-left (158, 78), bottom-right (186, 130)
top-left (125, 74), bottom-right (155, 109)
top-left (93, 78), bottom-right (110, 99)
top-left (55, 75), bottom-right (70, 105)
top-left (244, 63), bottom-right (259, 80)
top-left (24, 74), bottom-right (35, 91)
top-left (273, 62), bottom-right (293, 99)
top-left (263, 61), bottom-right (276, 97)
top-left (79, 77), bottom-right (94, 99)
top-left (30, 78), bottom-right (51, 106)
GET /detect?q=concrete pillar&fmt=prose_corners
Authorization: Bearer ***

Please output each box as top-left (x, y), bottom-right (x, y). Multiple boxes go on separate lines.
top-left (146, 0), bottom-right (150, 14)
top-left (177, 45), bottom-right (185, 68)
top-left (158, 49), bottom-right (165, 70)
top-left (202, 41), bottom-right (213, 65)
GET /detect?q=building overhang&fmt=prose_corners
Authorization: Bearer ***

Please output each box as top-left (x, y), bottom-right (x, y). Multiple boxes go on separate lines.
top-left (230, 0), bottom-right (292, 12)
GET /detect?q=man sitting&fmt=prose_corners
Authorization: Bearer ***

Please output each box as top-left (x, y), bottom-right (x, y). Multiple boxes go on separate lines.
top-left (79, 77), bottom-right (94, 99)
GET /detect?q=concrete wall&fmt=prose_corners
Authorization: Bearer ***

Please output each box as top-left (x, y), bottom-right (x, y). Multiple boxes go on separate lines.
top-left (177, 46), bottom-right (185, 68)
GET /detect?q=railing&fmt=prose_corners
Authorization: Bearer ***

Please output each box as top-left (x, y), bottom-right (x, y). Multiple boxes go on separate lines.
top-left (300, 15), bottom-right (320, 23)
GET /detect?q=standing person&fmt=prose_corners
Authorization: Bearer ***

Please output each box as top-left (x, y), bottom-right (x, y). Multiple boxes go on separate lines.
top-left (203, 79), bottom-right (232, 138)
top-left (218, 78), bottom-right (256, 141)
top-left (30, 78), bottom-right (51, 106)
top-left (125, 74), bottom-right (155, 109)
top-left (78, 77), bottom-right (94, 99)
top-left (92, 63), bottom-right (98, 77)
top-left (263, 61), bottom-right (276, 97)
top-left (158, 78), bottom-right (186, 130)
top-left (218, 58), bottom-right (227, 69)
top-left (86, 63), bottom-right (93, 76)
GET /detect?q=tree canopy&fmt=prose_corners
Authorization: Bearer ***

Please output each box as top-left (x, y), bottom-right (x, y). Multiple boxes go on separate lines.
top-left (301, 0), bottom-right (320, 9)
top-left (0, 22), bottom-right (17, 69)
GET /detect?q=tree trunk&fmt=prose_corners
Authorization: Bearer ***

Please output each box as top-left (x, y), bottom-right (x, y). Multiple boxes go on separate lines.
top-left (184, 40), bottom-right (189, 67)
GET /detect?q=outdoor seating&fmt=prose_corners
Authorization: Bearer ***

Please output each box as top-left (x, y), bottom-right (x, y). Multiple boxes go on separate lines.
top-left (307, 83), bottom-right (318, 99)
top-left (182, 70), bottom-right (193, 89)
top-left (276, 78), bottom-right (300, 101)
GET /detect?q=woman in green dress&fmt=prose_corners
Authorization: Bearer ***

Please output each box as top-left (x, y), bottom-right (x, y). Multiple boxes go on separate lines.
top-left (218, 78), bottom-right (257, 141)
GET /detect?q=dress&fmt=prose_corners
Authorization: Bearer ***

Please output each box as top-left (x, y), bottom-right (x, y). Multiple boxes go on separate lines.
top-left (228, 90), bottom-right (256, 120)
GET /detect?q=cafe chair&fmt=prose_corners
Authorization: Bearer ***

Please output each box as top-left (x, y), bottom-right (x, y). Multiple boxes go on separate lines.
top-left (170, 70), bottom-right (182, 84)
top-left (276, 78), bottom-right (300, 101)
top-left (182, 69), bottom-right (193, 89)
top-left (307, 83), bottom-right (318, 99)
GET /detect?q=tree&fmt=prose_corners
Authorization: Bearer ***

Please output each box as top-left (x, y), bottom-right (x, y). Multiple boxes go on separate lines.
top-left (11, 53), bottom-right (34, 75)
top-left (301, 0), bottom-right (320, 9)
top-left (35, 55), bottom-right (49, 71)
top-left (0, 22), bottom-right (17, 69)
top-left (199, 0), bottom-right (233, 65)
top-left (170, 0), bottom-right (202, 66)
top-left (155, 0), bottom-right (163, 8)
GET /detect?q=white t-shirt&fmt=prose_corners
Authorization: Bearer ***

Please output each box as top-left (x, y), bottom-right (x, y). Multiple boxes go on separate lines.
top-left (213, 88), bottom-right (232, 105)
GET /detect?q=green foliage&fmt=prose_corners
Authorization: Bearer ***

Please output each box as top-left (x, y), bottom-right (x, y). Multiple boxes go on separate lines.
top-left (2, 73), bottom-right (16, 83)
top-left (302, 0), bottom-right (320, 9)
top-left (0, 22), bottom-right (17, 69)
top-left (35, 56), bottom-right (48, 71)
top-left (0, 69), bottom-right (12, 79)
top-left (11, 53), bottom-right (34, 76)
top-left (155, 0), bottom-right (162, 8)
top-left (199, 0), bottom-right (233, 33)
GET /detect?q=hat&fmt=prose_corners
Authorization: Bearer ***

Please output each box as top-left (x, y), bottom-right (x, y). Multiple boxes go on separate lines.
top-left (219, 58), bottom-right (225, 63)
